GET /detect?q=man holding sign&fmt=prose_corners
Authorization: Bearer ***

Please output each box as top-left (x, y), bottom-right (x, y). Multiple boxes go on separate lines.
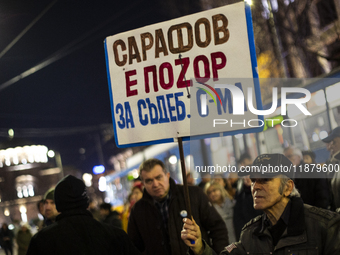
top-left (105, 2), bottom-right (257, 254)
top-left (181, 154), bottom-right (340, 255)
top-left (128, 158), bottom-right (229, 255)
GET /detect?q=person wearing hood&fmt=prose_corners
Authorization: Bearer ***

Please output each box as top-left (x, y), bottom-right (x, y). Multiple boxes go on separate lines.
top-left (27, 175), bottom-right (141, 255)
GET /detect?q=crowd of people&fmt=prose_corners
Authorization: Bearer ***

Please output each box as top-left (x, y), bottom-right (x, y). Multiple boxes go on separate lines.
top-left (1, 127), bottom-right (340, 254)
top-left (0, 222), bottom-right (32, 255)
top-left (180, 127), bottom-right (340, 255)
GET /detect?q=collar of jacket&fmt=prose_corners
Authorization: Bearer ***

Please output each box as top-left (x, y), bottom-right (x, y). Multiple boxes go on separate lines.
top-left (44, 218), bottom-right (55, 226)
top-left (142, 177), bottom-right (177, 204)
top-left (56, 209), bottom-right (93, 221)
top-left (254, 196), bottom-right (305, 237)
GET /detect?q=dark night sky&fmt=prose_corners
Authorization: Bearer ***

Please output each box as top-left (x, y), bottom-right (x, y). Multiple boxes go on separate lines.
top-left (0, 0), bottom-right (202, 172)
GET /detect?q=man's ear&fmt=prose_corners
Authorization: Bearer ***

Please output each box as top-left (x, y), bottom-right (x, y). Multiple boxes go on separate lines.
top-left (284, 180), bottom-right (294, 197)
top-left (166, 172), bottom-right (170, 178)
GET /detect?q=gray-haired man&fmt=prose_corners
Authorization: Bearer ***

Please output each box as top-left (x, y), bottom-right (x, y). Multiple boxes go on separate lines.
top-left (182, 154), bottom-right (340, 255)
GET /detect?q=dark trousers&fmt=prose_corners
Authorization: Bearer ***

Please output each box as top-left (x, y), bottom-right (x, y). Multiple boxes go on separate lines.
top-left (2, 241), bottom-right (13, 255)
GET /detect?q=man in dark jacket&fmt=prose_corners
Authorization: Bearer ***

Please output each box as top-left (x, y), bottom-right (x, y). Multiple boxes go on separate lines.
top-left (233, 153), bottom-right (261, 240)
top-left (99, 202), bottom-right (122, 228)
top-left (284, 146), bottom-right (330, 209)
top-left (128, 158), bottom-right (229, 255)
top-left (181, 154), bottom-right (340, 255)
top-left (0, 223), bottom-right (14, 255)
top-left (27, 175), bottom-right (141, 255)
top-left (322, 126), bottom-right (340, 211)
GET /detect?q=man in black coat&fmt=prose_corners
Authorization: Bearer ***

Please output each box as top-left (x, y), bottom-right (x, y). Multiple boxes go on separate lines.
top-left (128, 158), bottom-right (229, 255)
top-left (0, 223), bottom-right (14, 255)
top-left (233, 153), bottom-right (261, 240)
top-left (322, 126), bottom-right (340, 211)
top-left (99, 202), bottom-right (122, 229)
top-left (284, 146), bottom-right (330, 209)
top-left (27, 175), bottom-right (140, 255)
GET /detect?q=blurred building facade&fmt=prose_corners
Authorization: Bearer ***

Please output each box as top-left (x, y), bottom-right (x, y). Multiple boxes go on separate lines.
top-left (0, 138), bottom-right (62, 225)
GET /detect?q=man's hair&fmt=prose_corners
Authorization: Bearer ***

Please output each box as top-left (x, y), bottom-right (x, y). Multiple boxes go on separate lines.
top-left (99, 203), bottom-right (112, 211)
top-left (302, 150), bottom-right (316, 162)
top-left (139, 158), bottom-right (167, 180)
top-left (37, 199), bottom-right (44, 210)
top-left (279, 175), bottom-right (300, 198)
top-left (284, 146), bottom-right (303, 159)
top-left (237, 153), bottom-right (252, 164)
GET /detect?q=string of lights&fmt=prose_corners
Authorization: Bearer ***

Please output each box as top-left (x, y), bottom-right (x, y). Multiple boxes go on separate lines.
top-left (0, 124), bottom-right (113, 138)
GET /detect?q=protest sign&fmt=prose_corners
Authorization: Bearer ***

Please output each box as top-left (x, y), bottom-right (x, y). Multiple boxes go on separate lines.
top-left (104, 2), bottom-right (261, 147)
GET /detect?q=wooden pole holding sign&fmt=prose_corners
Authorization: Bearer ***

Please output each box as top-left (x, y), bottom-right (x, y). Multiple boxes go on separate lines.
top-left (104, 3), bottom-right (258, 246)
top-left (178, 137), bottom-right (193, 219)
top-left (178, 137), bottom-right (195, 244)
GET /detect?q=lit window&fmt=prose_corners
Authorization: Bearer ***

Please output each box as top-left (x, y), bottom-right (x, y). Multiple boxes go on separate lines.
top-left (17, 187), bottom-right (23, 198)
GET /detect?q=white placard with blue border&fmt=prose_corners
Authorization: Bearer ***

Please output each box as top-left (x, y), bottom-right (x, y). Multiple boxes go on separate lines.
top-left (104, 2), bottom-right (263, 147)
